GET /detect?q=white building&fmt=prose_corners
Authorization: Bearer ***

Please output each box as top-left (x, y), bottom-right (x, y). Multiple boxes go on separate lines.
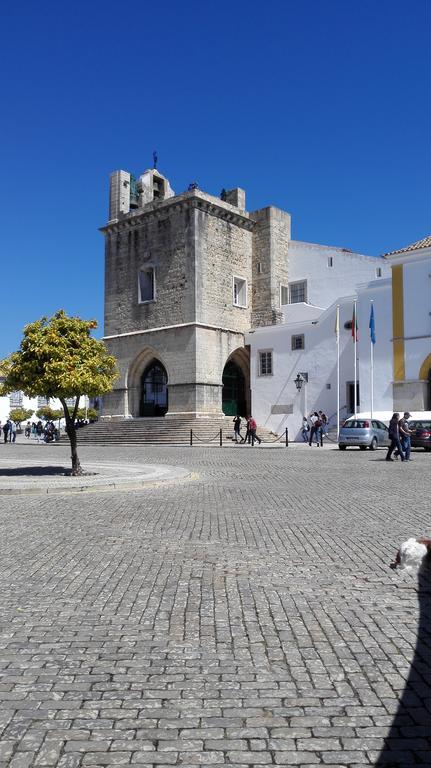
top-left (247, 298), bottom-right (357, 438)
top-left (0, 392), bottom-right (90, 428)
top-left (246, 234), bottom-right (431, 440)
top-left (385, 235), bottom-right (431, 410)
top-left (286, 240), bottom-right (386, 307)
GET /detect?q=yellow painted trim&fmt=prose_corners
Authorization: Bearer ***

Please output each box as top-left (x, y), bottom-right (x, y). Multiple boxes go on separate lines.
top-left (419, 353), bottom-right (431, 380)
top-left (392, 264), bottom-right (405, 381)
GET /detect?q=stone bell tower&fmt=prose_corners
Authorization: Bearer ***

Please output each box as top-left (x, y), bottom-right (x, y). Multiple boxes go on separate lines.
top-left (102, 165), bottom-right (290, 420)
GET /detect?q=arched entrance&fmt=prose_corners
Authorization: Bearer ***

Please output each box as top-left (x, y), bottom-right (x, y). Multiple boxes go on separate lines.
top-left (222, 360), bottom-right (247, 416)
top-left (139, 360), bottom-right (168, 417)
top-left (419, 354), bottom-right (431, 410)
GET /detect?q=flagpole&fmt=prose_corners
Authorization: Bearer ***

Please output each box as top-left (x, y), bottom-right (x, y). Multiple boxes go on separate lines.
top-left (370, 300), bottom-right (374, 420)
top-left (354, 300), bottom-right (357, 418)
top-left (336, 305), bottom-right (340, 441)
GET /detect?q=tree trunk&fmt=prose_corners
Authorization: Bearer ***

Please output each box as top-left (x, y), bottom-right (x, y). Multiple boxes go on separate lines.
top-left (68, 422), bottom-right (82, 476)
top-left (61, 398), bottom-right (83, 476)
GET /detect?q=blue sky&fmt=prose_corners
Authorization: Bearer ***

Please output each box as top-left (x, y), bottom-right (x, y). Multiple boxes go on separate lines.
top-left (1, 0), bottom-right (430, 357)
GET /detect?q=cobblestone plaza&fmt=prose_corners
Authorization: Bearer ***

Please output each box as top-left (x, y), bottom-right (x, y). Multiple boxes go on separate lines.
top-left (0, 443), bottom-right (430, 766)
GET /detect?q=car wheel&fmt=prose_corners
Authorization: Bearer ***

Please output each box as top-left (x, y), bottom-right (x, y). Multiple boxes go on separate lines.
top-left (338, 445), bottom-right (346, 450)
top-left (369, 437), bottom-right (378, 451)
top-left (359, 446), bottom-right (366, 451)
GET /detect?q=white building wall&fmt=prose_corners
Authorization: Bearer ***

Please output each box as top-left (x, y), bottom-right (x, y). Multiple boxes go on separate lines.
top-left (402, 255), bottom-right (431, 381)
top-left (287, 241), bottom-right (389, 309)
top-left (248, 297), bottom-right (365, 440)
top-left (357, 279), bottom-right (393, 415)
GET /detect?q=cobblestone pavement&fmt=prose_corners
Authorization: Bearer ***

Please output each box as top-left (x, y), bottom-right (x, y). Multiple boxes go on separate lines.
top-left (1, 443), bottom-right (430, 767)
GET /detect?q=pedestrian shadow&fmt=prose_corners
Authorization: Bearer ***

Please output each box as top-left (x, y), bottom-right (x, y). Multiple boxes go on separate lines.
top-left (375, 563), bottom-right (431, 765)
top-left (0, 466), bottom-right (69, 476)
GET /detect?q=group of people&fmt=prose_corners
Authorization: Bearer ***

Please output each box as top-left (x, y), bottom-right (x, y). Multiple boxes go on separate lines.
top-left (1, 419), bottom-right (60, 443)
top-left (233, 415), bottom-right (262, 446)
top-left (386, 411), bottom-right (413, 462)
top-left (2, 419), bottom-right (17, 443)
top-left (301, 411), bottom-right (328, 446)
top-left (25, 420), bottom-right (59, 442)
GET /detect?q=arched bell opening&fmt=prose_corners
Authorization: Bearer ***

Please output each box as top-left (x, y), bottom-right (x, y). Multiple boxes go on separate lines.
top-left (139, 360), bottom-right (168, 417)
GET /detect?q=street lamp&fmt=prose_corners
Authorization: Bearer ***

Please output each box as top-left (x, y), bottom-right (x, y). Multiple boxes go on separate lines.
top-left (294, 372), bottom-right (308, 391)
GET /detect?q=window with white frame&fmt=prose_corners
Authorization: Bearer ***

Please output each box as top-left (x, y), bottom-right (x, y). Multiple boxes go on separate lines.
top-left (138, 266), bottom-right (155, 303)
top-left (291, 334), bottom-right (305, 350)
top-left (259, 350), bottom-right (273, 376)
top-left (280, 284), bottom-right (289, 305)
top-left (288, 280), bottom-right (307, 304)
top-left (327, 256), bottom-right (333, 267)
top-left (9, 391), bottom-right (23, 407)
top-left (233, 276), bottom-right (247, 307)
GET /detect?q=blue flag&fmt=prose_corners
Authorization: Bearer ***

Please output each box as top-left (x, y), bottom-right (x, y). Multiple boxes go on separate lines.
top-left (369, 304), bottom-right (376, 344)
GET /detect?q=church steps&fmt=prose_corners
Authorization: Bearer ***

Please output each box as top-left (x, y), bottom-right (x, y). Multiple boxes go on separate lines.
top-left (60, 418), bottom-right (278, 445)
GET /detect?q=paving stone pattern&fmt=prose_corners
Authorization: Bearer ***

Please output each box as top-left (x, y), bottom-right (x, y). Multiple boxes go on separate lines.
top-left (0, 444), bottom-right (430, 767)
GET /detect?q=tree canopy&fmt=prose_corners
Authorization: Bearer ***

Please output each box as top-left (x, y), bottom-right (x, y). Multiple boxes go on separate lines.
top-left (0, 310), bottom-right (117, 473)
top-left (9, 407), bottom-right (33, 426)
top-left (0, 311), bottom-right (117, 403)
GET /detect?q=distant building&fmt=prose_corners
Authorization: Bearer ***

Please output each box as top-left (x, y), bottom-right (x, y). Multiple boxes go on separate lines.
top-left (101, 166), bottom-right (387, 420)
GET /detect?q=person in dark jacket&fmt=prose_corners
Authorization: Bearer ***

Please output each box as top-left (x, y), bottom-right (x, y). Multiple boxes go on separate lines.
top-left (386, 413), bottom-right (405, 462)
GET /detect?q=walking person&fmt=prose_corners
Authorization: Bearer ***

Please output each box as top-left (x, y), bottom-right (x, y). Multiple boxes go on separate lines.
top-left (3, 420), bottom-right (10, 443)
top-left (241, 417), bottom-right (251, 444)
top-left (301, 416), bottom-right (309, 442)
top-left (36, 421), bottom-right (43, 443)
top-left (25, 421), bottom-right (31, 438)
top-left (233, 415), bottom-right (243, 444)
top-left (319, 411), bottom-right (328, 439)
top-left (10, 420), bottom-right (17, 443)
top-left (386, 413), bottom-right (405, 462)
top-left (248, 416), bottom-right (261, 446)
top-left (308, 412), bottom-right (321, 447)
top-left (396, 412), bottom-right (413, 461)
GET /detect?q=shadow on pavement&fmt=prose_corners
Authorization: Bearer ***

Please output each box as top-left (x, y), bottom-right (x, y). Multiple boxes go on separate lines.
top-left (0, 466), bottom-right (69, 476)
top-left (376, 565), bottom-right (431, 766)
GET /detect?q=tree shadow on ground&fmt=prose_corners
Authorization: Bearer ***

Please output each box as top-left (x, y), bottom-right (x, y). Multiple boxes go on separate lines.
top-left (376, 564), bottom-right (431, 766)
top-left (0, 466), bottom-right (70, 476)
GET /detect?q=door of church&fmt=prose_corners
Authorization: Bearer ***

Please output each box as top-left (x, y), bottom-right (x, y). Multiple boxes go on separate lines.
top-left (140, 361), bottom-right (168, 417)
top-left (222, 361), bottom-right (246, 416)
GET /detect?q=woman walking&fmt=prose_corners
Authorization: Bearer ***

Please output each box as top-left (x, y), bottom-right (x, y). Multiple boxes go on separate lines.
top-left (386, 413), bottom-right (405, 462)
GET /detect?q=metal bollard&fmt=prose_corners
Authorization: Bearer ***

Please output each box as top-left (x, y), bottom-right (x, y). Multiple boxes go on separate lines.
top-left (285, 427), bottom-right (289, 447)
top-left (190, 429), bottom-right (193, 446)
top-left (220, 429), bottom-right (223, 447)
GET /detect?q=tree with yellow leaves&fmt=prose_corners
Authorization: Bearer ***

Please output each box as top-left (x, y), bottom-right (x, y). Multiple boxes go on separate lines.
top-left (0, 311), bottom-right (117, 475)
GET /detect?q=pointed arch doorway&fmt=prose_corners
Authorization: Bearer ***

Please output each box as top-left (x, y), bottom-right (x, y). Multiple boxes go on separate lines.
top-left (222, 352), bottom-right (249, 417)
top-left (139, 360), bottom-right (168, 416)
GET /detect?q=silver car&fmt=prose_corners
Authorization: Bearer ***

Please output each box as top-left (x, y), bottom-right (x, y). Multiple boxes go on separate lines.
top-left (338, 418), bottom-right (390, 451)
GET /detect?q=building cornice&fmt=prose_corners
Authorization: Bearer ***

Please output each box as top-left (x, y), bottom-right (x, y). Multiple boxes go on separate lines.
top-left (103, 321), bottom-right (245, 341)
top-left (100, 191), bottom-right (254, 235)
top-left (385, 246), bottom-right (431, 266)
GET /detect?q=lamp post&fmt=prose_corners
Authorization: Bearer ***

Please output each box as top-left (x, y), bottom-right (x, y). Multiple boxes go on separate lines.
top-left (294, 372), bottom-right (308, 417)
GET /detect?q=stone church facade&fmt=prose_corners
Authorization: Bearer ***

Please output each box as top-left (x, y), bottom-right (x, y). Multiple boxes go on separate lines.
top-left (101, 168), bottom-right (290, 419)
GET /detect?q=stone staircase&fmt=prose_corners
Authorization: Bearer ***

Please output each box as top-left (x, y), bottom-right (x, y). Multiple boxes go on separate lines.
top-left (60, 417), bottom-right (279, 446)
